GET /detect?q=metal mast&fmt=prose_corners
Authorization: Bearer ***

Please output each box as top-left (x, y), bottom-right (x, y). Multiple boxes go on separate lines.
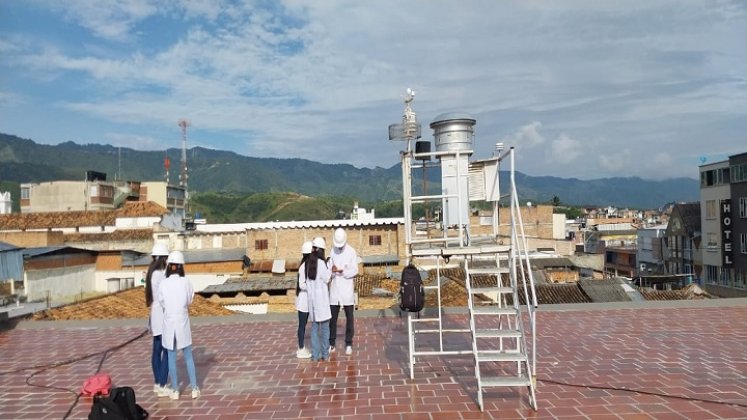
top-left (178, 119), bottom-right (190, 214)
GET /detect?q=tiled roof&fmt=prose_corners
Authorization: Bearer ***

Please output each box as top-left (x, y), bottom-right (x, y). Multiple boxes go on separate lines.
top-left (672, 202), bottom-right (701, 235)
top-left (115, 201), bottom-right (168, 217)
top-left (639, 283), bottom-right (713, 300)
top-left (31, 286), bottom-right (235, 320)
top-left (3, 301), bottom-right (747, 419)
top-left (194, 217), bottom-right (405, 233)
top-left (578, 278), bottom-right (633, 302)
top-left (0, 201), bottom-right (167, 230)
top-left (64, 229), bottom-right (154, 242)
top-left (0, 210), bottom-right (115, 230)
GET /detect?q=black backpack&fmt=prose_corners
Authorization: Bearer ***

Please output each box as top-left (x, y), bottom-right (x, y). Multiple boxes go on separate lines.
top-left (89, 386), bottom-right (148, 420)
top-left (400, 264), bottom-right (425, 312)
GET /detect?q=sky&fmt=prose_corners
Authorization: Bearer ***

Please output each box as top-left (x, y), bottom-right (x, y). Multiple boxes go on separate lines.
top-left (1, 1), bottom-right (745, 180)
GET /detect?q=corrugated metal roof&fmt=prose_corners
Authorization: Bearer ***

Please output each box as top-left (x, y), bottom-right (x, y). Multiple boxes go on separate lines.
top-left (194, 217), bottom-right (405, 233)
top-left (22, 246), bottom-right (69, 258)
top-left (0, 241), bottom-right (20, 252)
top-left (361, 254), bottom-right (400, 265)
top-left (199, 277), bottom-right (296, 294)
top-left (132, 248), bottom-right (246, 266)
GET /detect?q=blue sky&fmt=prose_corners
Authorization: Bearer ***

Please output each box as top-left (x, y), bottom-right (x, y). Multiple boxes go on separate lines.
top-left (1, 1), bottom-right (745, 180)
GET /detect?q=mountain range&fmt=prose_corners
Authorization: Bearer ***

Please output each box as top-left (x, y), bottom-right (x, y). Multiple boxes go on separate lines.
top-left (0, 133), bottom-right (698, 209)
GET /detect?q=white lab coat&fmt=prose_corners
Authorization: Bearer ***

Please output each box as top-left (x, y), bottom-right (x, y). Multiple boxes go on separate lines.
top-left (149, 269), bottom-right (166, 336)
top-left (329, 245), bottom-right (359, 306)
top-left (295, 270), bottom-right (309, 313)
top-left (300, 260), bottom-right (331, 322)
top-left (157, 274), bottom-right (194, 351)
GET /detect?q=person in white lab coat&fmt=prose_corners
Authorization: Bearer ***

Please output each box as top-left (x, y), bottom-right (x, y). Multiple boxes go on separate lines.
top-left (301, 237), bottom-right (332, 361)
top-left (145, 242), bottom-right (170, 396)
top-left (295, 241), bottom-right (313, 359)
top-left (328, 228), bottom-right (358, 355)
top-left (158, 251), bottom-right (200, 400)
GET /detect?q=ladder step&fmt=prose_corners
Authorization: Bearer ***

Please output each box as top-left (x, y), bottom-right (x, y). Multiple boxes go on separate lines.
top-left (411, 318), bottom-right (440, 323)
top-left (423, 285), bottom-right (440, 290)
top-left (477, 350), bottom-right (526, 362)
top-left (474, 329), bottom-right (522, 338)
top-left (481, 375), bottom-right (532, 388)
top-left (469, 267), bottom-right (509, 275)
top-left (471, 286), bottom-right (513, 295)
top-left (472, 306), bottom-right (517, 316)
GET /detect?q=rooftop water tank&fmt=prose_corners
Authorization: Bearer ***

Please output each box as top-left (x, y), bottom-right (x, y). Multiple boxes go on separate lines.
top-left (430, 113), bottom-right (476, 153)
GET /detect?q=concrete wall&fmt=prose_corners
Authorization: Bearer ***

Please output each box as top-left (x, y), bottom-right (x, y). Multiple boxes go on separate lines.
top-left (0, 231), bottom-right (64, 247)
top-left (24, 264), bottom-right (96, 302)
top-left (246, 225), bottom-right (403, 261)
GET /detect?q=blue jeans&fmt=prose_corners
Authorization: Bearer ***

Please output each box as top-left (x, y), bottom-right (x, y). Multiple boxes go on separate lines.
top-left (151, 335), bottom-right (169, 387)
top-left (297, 311), bottom-right (309, 349)
top-left (167, 341), bottom-right (198, 390)
top-left (310, 321), bottom-right (330, 360)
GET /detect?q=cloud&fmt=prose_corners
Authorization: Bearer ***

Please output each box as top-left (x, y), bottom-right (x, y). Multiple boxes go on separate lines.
top-left (600, 150), bottom-right (633, 172)
top-left (1, 1), bottom-right (745, 179)
top-left (549, 134), bottom-right (583, 164)
top-left (501, 122), bottom-right (545, 148)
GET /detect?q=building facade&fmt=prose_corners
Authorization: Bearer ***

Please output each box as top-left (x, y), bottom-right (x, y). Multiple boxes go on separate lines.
top-left (699, 153), bottom-right (747, 297)
top-left (663, 203), bottom-right (701, 283)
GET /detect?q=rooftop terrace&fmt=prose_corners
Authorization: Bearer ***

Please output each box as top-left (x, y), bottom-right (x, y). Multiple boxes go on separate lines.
top-left (1, 299), bottom-right (746, 419)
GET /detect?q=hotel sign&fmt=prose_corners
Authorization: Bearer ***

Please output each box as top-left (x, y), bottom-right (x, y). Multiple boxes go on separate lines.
top-left (721, 199), bottom-right (733, 266)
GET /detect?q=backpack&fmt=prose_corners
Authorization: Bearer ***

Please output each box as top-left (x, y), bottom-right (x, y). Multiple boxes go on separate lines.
top-left (88, 386), bottom-right (148, 420)
top-left (399, 264), bottom-right (425, 312)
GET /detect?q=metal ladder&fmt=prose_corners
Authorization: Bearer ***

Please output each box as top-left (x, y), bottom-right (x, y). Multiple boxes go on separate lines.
top-left (465, 250), bottom-right (537, 411)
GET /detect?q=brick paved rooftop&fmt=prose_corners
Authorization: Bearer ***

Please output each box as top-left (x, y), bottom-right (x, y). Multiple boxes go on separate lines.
top-left (1, 299), bottom-right (747, 419)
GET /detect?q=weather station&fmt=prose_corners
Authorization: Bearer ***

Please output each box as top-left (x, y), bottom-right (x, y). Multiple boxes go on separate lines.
top-left (389, 88), bottom-right (539, 411)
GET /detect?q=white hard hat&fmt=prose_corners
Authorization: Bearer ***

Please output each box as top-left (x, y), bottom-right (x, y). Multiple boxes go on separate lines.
top-left (312, 237), bottom-right (326, 249)
top-left (151, 242), bottom-right (169, 256)
top-left (301, 241), bottom-right (313, 254)
top-left (333, 228), bottom-right (347, 248)
top-left (167, 250), bottom-right (185, 265)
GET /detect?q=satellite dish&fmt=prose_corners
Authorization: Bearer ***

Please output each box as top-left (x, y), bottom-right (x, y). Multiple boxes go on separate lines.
top-left (699, 156), bottom-right (707, 164)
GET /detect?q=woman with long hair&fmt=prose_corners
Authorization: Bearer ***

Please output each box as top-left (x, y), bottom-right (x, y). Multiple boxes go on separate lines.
top-left (157, 251), bottom-right (200, 400)
top-left (145, 242), bottom-right (170, 396)
top-left (295, 241), bottom-right (313, 359)
top-left (302, 237), bottom-right (332, 361)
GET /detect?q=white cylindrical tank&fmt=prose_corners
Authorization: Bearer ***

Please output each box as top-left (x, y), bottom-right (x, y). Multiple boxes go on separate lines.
top-left (430, 113), bottom-right (475, 227)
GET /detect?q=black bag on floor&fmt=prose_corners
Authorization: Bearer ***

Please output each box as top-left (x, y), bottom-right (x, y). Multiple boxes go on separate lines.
top-left (400, 264), bottom-right (425, 312)
top-left (89, 386), bottom-right (148, 420)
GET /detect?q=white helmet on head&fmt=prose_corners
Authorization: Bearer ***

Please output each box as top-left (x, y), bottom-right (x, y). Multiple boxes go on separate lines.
top-left (301, 241), bottom-right (313, 254)
top-left (151, 242), bottom-right (169, 256)
top-left (167, 250), bottom-right (185, 265)
top-left (333, 228), bottom-right (347, 248)
top-left (312, 237), bottom-right (326, 249)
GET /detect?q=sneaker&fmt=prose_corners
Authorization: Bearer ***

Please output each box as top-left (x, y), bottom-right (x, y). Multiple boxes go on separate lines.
top-left (157, 386), bottom-right (173, 397)
top-left (191, 388), bottom-right (201, 399)
top-left (296, 347), bottom-right (311, 359)
top-left (168, 389), bottom-right (179, 400)
top-left (345, 346), bottom-right (353, 355)
top-left (329, 345), bottom-right (336, 353)
top-left (153, 384), bottom-right (161, 394)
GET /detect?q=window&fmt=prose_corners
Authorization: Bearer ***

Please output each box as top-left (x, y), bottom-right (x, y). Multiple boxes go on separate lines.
top-left (90, 185), bottom-right (98, 196)
top-left (705, 200), bottom-right (716, 219)
top-left (740, 197), bottom-right (747, 218)
top-left (21, 187), bottom-right (30, 199)
top-left (706, 265), bottom-right (718, 284)
top-left (707, 232), bottom-right (718, 250)
top-left (731, 163), bottom-right (747, 183)
top-left (254, 239), bottom-right (268, 250)
top-left (721, 268), bottom-right (732, 287)
top-left (741, 233), bottom-right (747, 254)
top-left (369, 235), bottom-right (382, 246)
top-left (736, 269), bottom-right (746, 289)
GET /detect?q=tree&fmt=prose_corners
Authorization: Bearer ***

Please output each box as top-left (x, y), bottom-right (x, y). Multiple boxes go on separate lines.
top-left (551, 196), bottom-right (561, 206)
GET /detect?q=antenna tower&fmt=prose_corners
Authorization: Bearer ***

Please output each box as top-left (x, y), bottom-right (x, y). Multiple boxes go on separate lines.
top-left (178, 119), bottom-right (190, 189)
